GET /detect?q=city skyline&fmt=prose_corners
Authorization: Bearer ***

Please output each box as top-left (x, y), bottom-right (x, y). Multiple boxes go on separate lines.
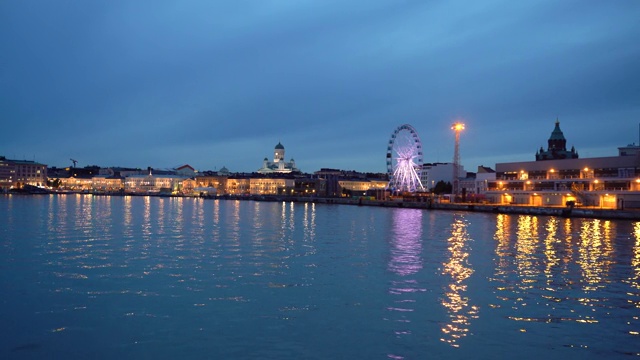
top-left (2, 1), bottom-right (639, 172)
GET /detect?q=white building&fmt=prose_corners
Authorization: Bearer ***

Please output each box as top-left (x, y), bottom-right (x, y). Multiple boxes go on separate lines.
top-left (257, 142), bottom-right (299, 174)
top-left (420, 162), bottom-right (467, 191)
top-left (474, 166), bottom-right (496, 195)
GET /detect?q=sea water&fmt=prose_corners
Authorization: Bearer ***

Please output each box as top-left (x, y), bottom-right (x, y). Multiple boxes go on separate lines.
top-left (1, 194), bottom-right (639, 359)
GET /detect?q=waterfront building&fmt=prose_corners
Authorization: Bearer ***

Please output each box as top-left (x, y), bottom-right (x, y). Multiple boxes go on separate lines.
top-left (338, 179), bottom-right (388, 197)
top-left (195, 175), bottom-right (228, 195)
top-left (57, 175), bottom-right (94, 192)
top-left (474, 166), bottom-right (496, 195)
top-left (293, 177), bottom-right (327, 197)
top-left (49, 166), bottom-right (119, 192)
top-left (313, 169), bottom-right (342, 197)
top-left (91, 175), bottom-right (124, 193)
top-left (313, 168), bottom-right (388, 198)
top-left (0, 156), bottom-right (47, 190)
top-left (420, 162), bottom-right (466, 191)
top-left (250, 177), bottom-right (295, 195)
top-left (257, 142), bottom-right (299, 174)
top-left (454, 166), bottom-right (497, 201)
top-left (124, 173), bottom-right (188, 194)
top-left (181, 178), bottom-right (197, 195)
top-left (486, 122), bottom-right (640, 209)
top-left (226, 176), bottom-right (251, 195)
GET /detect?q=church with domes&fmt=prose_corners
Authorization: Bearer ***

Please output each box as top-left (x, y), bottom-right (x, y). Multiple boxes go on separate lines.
top-left (535, 120), bottom-right (579, 161)
top-left (257, 142), bottom-right (299, 174)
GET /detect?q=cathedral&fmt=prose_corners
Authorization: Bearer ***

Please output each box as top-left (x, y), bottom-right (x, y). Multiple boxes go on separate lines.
top-left (535, 120), bottom-right (579, 161)
top-left (257, 142), bottom-right (299, 174)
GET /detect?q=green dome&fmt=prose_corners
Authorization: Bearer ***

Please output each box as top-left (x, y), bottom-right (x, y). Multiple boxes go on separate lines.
top-left (275, 142), bottom-right (284, 150)
top-left (549, 120), bottom-right (566, 141)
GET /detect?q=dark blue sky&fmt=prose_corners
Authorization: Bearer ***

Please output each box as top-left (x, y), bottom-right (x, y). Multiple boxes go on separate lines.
top-left (1, 1), bottom-right (639, 173)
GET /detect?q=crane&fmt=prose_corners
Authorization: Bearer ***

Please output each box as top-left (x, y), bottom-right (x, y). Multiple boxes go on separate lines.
top-left (70, 158), bottom-right (77, 167)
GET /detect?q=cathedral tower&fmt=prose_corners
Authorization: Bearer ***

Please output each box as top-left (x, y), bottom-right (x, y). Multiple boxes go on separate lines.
top-left (535, 120), bottom-right (579, 161)
top-left (274, 142), bottom-right (285, 163)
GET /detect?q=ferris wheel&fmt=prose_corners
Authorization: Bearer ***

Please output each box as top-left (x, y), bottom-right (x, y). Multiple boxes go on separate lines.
top-left (386, 124), bottom-right (425, 193)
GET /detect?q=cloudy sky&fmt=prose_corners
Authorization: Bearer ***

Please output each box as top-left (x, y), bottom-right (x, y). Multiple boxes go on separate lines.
top-left (1, 1), bottom-right (639, 173)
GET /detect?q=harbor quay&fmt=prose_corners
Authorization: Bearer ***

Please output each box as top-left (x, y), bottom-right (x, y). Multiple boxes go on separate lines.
top-left (236, 194), bottom-right (640, 221)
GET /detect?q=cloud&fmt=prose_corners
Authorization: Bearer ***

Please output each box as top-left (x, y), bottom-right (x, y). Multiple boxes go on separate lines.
top-left (1, 0), bottom-right (639, 172)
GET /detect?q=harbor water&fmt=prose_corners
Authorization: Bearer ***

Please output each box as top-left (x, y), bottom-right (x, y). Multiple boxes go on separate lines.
top-left (1, 194), bottom-right (639, 359)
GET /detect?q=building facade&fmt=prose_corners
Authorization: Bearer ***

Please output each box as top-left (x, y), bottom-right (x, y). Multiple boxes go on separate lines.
top-left (0, 156), bottom-right (47, 190)
top-left (486, 122), bottom-right (640, 209)
top-left (124, 174), bottom-right (188, 194)
top-left (226, 177), bottom-right (251, 195)
top-left (420, 162), bottom-right (466, 191)
top-left (92, 176), bottom-right (124, 193)
top-left (195, 175), bottom-right (228, 195)
top-left (338, 179), bottom-right (388, 196)
top-left (250, 177), bottom-right (295, 195)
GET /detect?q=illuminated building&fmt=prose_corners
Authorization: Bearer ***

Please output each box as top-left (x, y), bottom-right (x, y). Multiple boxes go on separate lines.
top-left (338, 179), bottom-right (388, 197)
top-left (486, 121), bottom-right (640, 209)
top-left (257, 142), bottom-right (299, 174)
top-left (124, 173), bottom-right (188, 194)
top-left (195, 175), bottom-right (227, 195)
top-left (0, 156), bottom-right (47, 190)
top-left (249, 177), bottom-right (295, 195)
top-left (91, 175), bottom-right (124, 193)
top-left (226, 177), bottom-right (251, 195)
top-left (58, 175), bottom-right (93, 192)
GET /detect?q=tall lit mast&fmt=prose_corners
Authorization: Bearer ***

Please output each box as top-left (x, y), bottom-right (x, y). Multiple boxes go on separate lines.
top-left (451, 122), bottom-right (465, 198)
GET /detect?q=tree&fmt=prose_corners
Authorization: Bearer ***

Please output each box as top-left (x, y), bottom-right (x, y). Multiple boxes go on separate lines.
top-left (46, 178), bottom-right (61, 188)
top-left (432, 180), bottom-right (452, 194)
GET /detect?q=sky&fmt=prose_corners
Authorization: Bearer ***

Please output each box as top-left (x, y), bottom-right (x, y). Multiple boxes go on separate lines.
top-left (1, 1), bottom-right (639, 173)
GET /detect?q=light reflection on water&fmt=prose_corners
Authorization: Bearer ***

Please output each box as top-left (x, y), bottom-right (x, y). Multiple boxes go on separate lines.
top-left (385, 208), bottom-right (425, 350)
top-left (631, 224), bottom-right (640, 314)
top-left (1, 195), bottom-right (640, 359)
top-left (440, 215), bottom-right (478, 347)
top-left (491, 214), bottom-right (640, 354)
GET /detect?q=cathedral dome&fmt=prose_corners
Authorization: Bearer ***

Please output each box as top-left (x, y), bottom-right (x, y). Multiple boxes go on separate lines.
top-left (275, 142), bottom-right (284, 150)
top-left (549, 120), bottom-right (566, 141)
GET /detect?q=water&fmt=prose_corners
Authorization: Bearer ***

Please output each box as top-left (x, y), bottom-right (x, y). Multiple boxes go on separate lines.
top-left (1, 194), bottom-right (639, 359)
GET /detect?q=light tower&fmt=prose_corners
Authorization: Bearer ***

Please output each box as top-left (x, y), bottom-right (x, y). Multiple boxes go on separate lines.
top-left (451, 122), bottom-right (465, 198)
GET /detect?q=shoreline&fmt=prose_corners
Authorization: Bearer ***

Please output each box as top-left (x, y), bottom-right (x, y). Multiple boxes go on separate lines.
top-left (283, 196), bottom-right (640, 221)
top-left (4, 192), bottom-right (639, 220)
